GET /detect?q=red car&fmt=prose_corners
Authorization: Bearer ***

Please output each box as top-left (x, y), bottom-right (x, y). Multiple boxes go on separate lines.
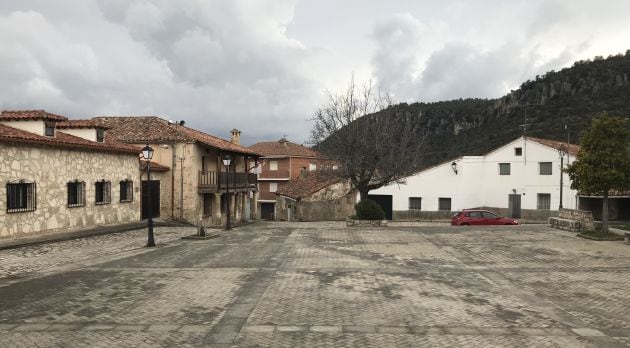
top-left (451, 209), bottom-right (520, 226)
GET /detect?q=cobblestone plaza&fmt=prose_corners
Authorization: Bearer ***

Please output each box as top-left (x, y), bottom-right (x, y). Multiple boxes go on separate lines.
top-left (1, 222), bottom-right (629, 347)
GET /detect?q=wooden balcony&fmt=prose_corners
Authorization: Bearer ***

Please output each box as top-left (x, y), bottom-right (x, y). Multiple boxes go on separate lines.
top-left (198, 171), bottom-right (258, 193)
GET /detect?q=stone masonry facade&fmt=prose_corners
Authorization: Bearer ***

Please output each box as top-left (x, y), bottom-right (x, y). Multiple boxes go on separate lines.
top-left (0, 143), bottom-right (140, 239)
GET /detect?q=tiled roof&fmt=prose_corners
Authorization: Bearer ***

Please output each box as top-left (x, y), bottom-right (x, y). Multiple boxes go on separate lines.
top-left (95, 116), bottom-right (260, 156)
top-left (140, 160), bottom-right (170, 172)
top-left (0, 110), bottom-right (67, 122)
top-left (249, 139), bottom-right (319, 157)
top-left (527, 136), bottom-right (580, 156)
top-left (56, 119), bottom-right (108, 129)
top-left (275, 171), bottom-right (343, 200)
top-left (0, 124), bottom-right (140, 154)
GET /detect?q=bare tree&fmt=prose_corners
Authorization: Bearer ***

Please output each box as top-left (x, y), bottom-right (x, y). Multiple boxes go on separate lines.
top-left (310, 78), bottom-right (424, 200)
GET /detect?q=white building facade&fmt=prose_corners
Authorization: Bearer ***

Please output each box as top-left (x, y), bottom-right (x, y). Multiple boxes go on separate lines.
top-left (370, 137), bottom-right (578, 219)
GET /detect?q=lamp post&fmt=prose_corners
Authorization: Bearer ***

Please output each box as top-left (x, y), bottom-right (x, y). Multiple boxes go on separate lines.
top-left (558, 146), bottom-right (566, 210)
top-left (142, 145), bottom-right (156, 247)
top-left (222, 153), bottom-right (232, 230)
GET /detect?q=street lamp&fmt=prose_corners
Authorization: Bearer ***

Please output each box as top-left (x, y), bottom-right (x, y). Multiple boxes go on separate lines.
top-left (142, 145), bottom-right (156, 247)
top-left (222, 153), bottom-right (232, 230)
top-left (558, 146), bottom-right (566, 210)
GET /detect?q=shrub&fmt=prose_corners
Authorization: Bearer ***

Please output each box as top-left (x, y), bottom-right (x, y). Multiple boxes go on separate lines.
top-left (355, 199), bottom-right (386, 220)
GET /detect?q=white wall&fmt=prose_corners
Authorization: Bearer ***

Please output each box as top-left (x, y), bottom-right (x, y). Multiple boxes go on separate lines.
top-left (0, 120), bottom-right (45, 136)
top-left (370, 137), bottom-right (577, 211)
top-left (59, 129), bottom-right (97, 142)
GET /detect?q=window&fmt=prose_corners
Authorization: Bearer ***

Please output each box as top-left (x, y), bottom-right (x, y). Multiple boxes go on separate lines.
top-left (438, 198), bottom-right (451, 211)
top-left (514, 147), bottom-right (522, 156)
top-left (119, 180), bottom-right (133, 202)
top-left (269, 161), bottom-right (278, 170)
top-left (309, 163), bottom-right (317, 171)
top-left (537, 193), bottom-right (551, 210)
top-left (95, 180), bottom-right (111, 204)
top-left (466, 211), bottom-right (482, 218)
top-left (409, 197), bottom-right (422, 210)
top-left (482, 211), bottom-right (499, 219)
top-left (45, 123), bottom-right (55, 137)
top-left (269, 182), bottom-right (278, 192)
top-left (67, 181), bottom-right (86, 207)
top-left (499, 163), bottom-right (511, 175)
top-left (539, 162), bottom-right (552, 175)
top-left (6, 181), bottom-right (36, 213)
top-left (96, 129), bottom-right (105, 143)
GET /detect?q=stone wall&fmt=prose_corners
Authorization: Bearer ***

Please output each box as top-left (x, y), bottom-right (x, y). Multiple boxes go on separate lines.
top-left (0, 143), bottom-right (141, 239)
top-left (277, 195), bottom-right (355, 221)
top-left (393, 206), bottom-right (556, 222)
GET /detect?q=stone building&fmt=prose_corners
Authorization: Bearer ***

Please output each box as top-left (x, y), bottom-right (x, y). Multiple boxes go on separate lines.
top-left (0, 110), bottom-right (141, 240)
top-left (95, 117), bottom-right (261, 226)
top-left (275, 172), bottom-right (355, 221)
top-left (249, 138), bottom-right (325, 220)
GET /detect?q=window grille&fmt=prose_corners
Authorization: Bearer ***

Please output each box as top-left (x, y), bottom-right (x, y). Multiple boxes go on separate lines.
top-left (409, 197), bottom-right (422, 210)
top-left (119, 180), bottom-right (133, 202)
top-left (67, 181), bottom-right (86, 207)
top-left (7, 181), bottom-right (36, 213)
top-left (539, 162), bottom-right (552, 175)
top-left (95, 180), bottom-right (111, 204)
top-left (499, 163), bottom-right (511, 175)
top-left (438, 198), bottom-right (451, 211)
top-left (537, 193), bottom-right (551, 210)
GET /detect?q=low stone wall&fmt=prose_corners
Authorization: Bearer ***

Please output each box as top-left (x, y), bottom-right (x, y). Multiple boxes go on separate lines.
top-left (393, 210), bottom-right (452, 221)
top-left (548, 208), bottom-right (595, 232)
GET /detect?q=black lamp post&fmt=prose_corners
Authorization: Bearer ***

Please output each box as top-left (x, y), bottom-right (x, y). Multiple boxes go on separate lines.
top-left (222, 153), bottom-right (232, 230)
top-left (142, 145), bottom-right (156, 247)
top-left (558, 146), bottom-right (566, 210)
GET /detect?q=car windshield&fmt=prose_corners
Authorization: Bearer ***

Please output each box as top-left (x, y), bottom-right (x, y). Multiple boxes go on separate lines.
top-left (452, 212), bottom-right (461, 217)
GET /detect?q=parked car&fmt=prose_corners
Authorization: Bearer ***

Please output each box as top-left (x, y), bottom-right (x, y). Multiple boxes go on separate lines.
top-left (451, 209), bottom-right (520, 226)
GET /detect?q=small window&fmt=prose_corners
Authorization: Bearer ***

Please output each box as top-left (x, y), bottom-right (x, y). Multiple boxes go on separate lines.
top-left (269, 161), bottom-right (278, 171)
top-left (409, 197), bottom-right (422, 210)
top-left (95, 180), bottom-right (111, 205)
top-left (539, 162), bottom-right (552, 175)
top-left (537, 193), bottom-right (551, 210)
top-left (438, 198), bottom-right (451, 211)
top-left (514, 147), bottom-right (522, 156)
top-left (467, 211), bottom-right (482, 218)
top-left (67, 181), bottom-right (86, 207)
top-left (119, 180), bottom-right (133, 202)
top-left (309, 163), bottom-right (317, 171)
top-left (269, 182), bottom-right (278, 193)
top-left (96, 129), bottom-right (105, 143)
top-left (499, 163), bottom-right (511, 175)
top-left (45, 123), bottom-right (55, 137)
top-left (482, 211), bottom-right (499, 219)
top-left (6, 181), bottom-right (36, 213)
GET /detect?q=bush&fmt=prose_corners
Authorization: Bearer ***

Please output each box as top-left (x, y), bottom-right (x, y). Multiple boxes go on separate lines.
top-left (355, 199), bottom-right (386, 220)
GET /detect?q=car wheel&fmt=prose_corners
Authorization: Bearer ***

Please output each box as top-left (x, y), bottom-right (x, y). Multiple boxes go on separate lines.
top-left (461, 223), bottom-right (469, 226)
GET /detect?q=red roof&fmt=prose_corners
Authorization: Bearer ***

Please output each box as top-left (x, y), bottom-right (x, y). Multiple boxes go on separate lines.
top-left (249, 139), bottom-right (320, 157)
top-left (1, 110), bottom-right (67, 122)
top-left (0, 124), bottom-right (140, 154)
top-left (526, 136), bottom-right (580, 156)
top-left (140, 159), bottom-right (170, 172)
top-left (95, 116), bottom-right (260, 156)
top-left (57, 119), bottom-right (108, 129)
top-left (276, 171), bottom-right (345, 200)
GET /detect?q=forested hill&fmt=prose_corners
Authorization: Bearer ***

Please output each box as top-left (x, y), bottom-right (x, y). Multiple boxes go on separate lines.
top-left (370, 51), bottom-right (630, 170)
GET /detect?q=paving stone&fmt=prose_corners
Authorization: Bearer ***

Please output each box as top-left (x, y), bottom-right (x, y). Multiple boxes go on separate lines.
top-left (309, 325), bottom-right (342, 333)
top-left (114, 324), bottom-right (148, 332)
top-left (146, 324), bottom-right (182, 332)
top-left (0, 324), bottom-right (17, 331)
top-left (179, 325), bottom-right (213, 333)
top-left (444, 327), bottom-right (480, 335)
top-left (477, 327), bottom-right (515, 335)
top-left (13, 323), bottom-right (51, 331)
top-left (376, 326), bottom-right (411, 334)
top-left (277, 325), bottom-right (308, 332)
top-left (240, 325), bottom-right (275, 333)
top-left (83, 324), bottom-right (115, 331)
top-left (571, 327), bottom-right (607, 337)
top-left (46, 323), bottom-right (83, 331)
top-left (513, 327), bottom-right (548, 336)
top-left (342, 325), bottom-right (376, 333)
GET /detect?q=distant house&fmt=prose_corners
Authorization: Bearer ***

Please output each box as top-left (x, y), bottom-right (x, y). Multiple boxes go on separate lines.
top-left (96, 117), bottom-right (261, 226)
top-left (369, 136), bottom-right (579, 220)
top-left (0, 110), bottom-right (141, 239)
top-left (249, 138), bottom-right (324, 220)
top-left (275, 172), bottom-right (355, 221)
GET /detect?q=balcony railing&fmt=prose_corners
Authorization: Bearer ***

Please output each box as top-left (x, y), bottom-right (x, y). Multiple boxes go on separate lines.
top-left (198, 171), bottom-right (257, 192)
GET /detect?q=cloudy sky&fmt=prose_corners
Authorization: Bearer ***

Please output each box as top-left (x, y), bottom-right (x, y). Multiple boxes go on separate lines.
top-left (1, 1), bottom-right (629, 145)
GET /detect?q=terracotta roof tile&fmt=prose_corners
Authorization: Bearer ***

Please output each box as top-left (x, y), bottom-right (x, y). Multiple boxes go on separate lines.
top-left (527, 136), bottom-right (580, 156)
top-left (56, 119), bottom-right (108, 129)
top-left (140, 159), bottom-right (170, 172)
top-left (249, 139), bottom-right (320, 157)
top-left (1, 110), bottom-right (67, 122)
top-left (95, 116), bottom-right (260, 156)
top-left (0, 124), bottom-right (140, 154)
top-left (276, 171), bottom-right (343, 200)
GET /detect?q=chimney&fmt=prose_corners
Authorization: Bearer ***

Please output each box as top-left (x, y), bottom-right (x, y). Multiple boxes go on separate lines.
top-left (230, 129), bottom-right (241, 144)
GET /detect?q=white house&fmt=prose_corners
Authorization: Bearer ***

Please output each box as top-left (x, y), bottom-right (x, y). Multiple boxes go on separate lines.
top-left (369, 136), bottom-right (579, 220)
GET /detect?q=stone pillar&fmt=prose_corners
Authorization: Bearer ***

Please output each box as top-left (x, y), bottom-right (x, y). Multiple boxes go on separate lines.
top-left (242, 193), bottom-right (250, 221)
top-left (234, 193), bottom-right (242, 221)
top-left (213, 193), bottom-right (222, 225)
top-left (229, 193), bottom-right (236, 222)
top-left (252, 191), bottom-right (259, 220)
